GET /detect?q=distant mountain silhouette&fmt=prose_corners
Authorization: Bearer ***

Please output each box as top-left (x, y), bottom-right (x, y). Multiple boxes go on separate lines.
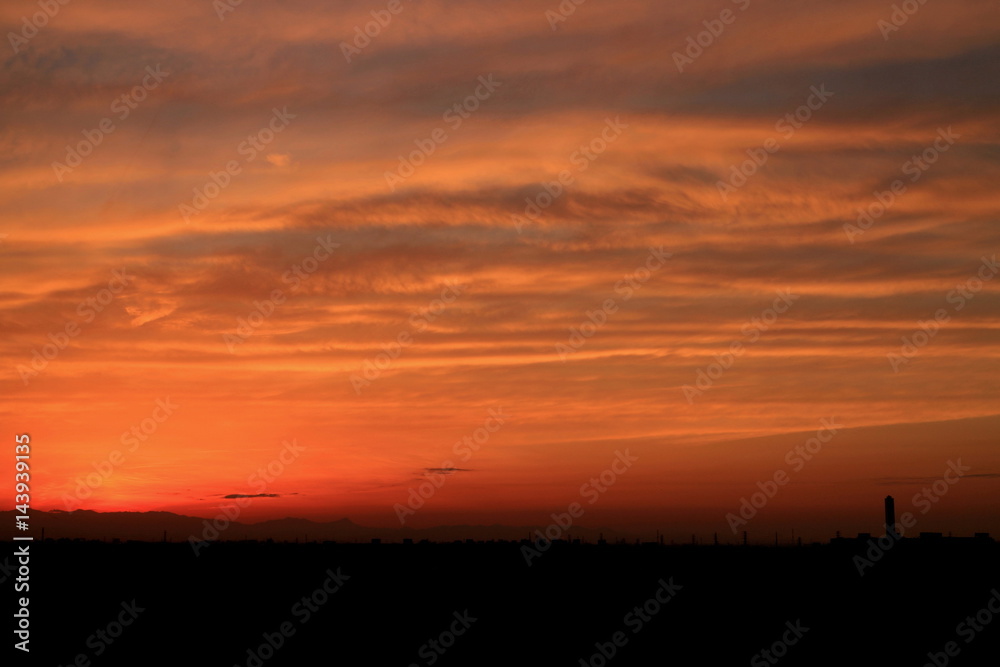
top-left (2, 509), bottom-right (622, 543)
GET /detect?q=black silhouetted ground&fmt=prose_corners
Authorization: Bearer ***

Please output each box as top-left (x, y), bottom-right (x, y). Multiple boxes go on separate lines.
top-left (10, 539), bottom-right (999, 665)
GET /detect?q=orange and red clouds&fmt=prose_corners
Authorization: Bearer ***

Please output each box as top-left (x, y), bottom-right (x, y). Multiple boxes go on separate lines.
top-left (1, 0), bottom-right (998, 540)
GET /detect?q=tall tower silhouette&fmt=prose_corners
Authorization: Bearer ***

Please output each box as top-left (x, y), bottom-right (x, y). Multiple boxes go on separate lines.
top-left (884, 495), bottom-right (897, 537)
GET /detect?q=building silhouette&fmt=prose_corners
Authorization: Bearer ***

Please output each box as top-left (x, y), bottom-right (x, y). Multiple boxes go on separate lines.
top-left (884, 495), bottom-right (896, 537)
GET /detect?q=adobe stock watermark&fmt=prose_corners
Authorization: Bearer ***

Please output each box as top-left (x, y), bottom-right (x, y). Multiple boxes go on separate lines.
top-left (887, 254), bottom-right (997, 372)
top-left (726, 418), bottom-right (842, 534)
top-left (340, 0), bottom-right (414, 63)
top-left (556, 247), bottom-right (672, 361)
top-left (15, 268), bottom-right (132, 386)
top-left (234, 568), bottom-right (350, 667)
top-left (213, 0), bottom-right (248, 21)
top-left (922, 589), bottom-right (1000, 667)
top-left (512, 116), bottom-right (628, 233)
top-left (844, 127), bottom-right (959, 243)
top-left (52, 65), bottom-right (169, 182)
top-left (545, 0), bottom-right (588, 31)
top-left (179, 106), bottom-right (296, 223)
top-left (7, 0), bottom-right (71, 54)
top-left (350, 280), bottom-right (467, 394)
top-left (40, 600), bottom-right (145, 663)
top-left (717, 84), bottom-right (834, 201)
top-left (672, 0), bottom-right (751, 73)
top-left (189, 439), bottom-right (306, 554)
top-left (385, 75), bottom-right (501, 192)
top-left (62, 398), bottom-right (178, 510)
top-left (877, 0), bottom-right (931, 41)
top-left (682, 290), bottom-right (799, 404)
top-left (407, 611), bottom-right (477, 667)
top-left (521, 449), bottom-right (638, 566)
top-left (853, 459), bottom-right (971, 576)
top-left (750, 620), bottom-right (810, 667)
top-left (394, 408), bottom-right (507, 524)
top-left (224, 235), bottom-right (339, 352)
top-left (578, 578), bottom-right (683, 667)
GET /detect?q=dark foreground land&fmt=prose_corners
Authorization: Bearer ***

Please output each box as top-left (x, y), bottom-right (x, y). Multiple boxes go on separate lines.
top-left (8, 539), bottom-right (1000, 665)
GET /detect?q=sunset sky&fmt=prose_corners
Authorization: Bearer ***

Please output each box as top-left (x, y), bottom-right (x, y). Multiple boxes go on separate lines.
top-left (3, 0), bottom-right (998, 542)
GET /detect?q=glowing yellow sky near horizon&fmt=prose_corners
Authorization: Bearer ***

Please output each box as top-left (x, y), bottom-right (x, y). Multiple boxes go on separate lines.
top-left (1, 0), bottom-right (998, 539)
